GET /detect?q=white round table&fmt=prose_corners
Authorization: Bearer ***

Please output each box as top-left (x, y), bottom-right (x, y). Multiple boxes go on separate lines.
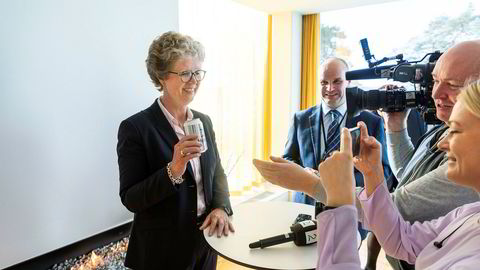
top-left (204, 201), bottom-right (361, 270)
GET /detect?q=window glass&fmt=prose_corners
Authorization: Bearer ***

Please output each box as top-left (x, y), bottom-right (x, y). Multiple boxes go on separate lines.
top-left (320, 0), bottom-right (480, 89)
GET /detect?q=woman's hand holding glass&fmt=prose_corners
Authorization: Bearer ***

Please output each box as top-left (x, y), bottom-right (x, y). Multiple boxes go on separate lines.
top-left (170, 135), bottom-right (202, 178)
top-left (352, 121), bottom-right (385, 196)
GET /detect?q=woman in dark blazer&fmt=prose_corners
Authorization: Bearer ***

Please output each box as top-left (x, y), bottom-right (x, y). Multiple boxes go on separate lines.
top-left (117, 31), bottom-right (234, 270)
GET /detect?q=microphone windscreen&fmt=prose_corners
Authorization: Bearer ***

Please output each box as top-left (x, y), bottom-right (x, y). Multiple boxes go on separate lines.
top-left (291, 220), bottom-right (317, 246)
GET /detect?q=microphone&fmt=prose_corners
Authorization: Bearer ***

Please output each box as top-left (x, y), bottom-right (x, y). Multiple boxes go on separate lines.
top-left (360, 38), bottom-right (372, 61)
top-left (249, 220), bottom-right (317, 249)
top-left (345, 65), bottom-right (396, 80)
top-left (432, 213), bottom-right (476, 249)
top-left (249, 232), bottom-right (295, 249)
top-left (433, 241), bottom-right (443, 249)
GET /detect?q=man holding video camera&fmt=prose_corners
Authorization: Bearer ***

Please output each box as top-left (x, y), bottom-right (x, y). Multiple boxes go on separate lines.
top-left (283, 57), bottom-right (391, 207)
top-left (374, 40), bottom-right (480, 270)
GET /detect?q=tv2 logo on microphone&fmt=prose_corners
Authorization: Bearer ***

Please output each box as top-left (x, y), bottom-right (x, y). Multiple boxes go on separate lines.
top-left (298, 220), bottom-right (317, 244)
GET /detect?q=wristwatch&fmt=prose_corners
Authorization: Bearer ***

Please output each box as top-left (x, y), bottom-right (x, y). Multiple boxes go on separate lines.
top-left (315, 202), bottom-right (337, 216)
top-left (219, 205), bottom-right (233, 216)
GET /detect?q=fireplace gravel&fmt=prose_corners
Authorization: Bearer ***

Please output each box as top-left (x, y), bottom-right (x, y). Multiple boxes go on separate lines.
top-left (49, 237), bottom-right (130, 270)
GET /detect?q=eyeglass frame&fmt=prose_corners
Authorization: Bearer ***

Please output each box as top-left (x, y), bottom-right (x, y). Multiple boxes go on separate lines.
top-left (167, 70), bottom-right (207, 83)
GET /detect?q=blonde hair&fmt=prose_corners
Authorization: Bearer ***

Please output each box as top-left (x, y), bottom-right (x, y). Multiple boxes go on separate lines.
top-left (145, 31), bottom-right (205, 91)
top-left (458, 80), bottom-right (480, 118)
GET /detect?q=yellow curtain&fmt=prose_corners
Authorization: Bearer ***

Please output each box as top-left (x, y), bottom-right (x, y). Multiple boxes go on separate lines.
top-left (263, 15), bottom-right (272, 162)
top-left (300, 14), bottom-right (319, 110)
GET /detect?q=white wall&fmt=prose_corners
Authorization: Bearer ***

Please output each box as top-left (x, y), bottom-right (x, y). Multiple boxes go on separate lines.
top-left (270, 12), bottom-right (302, 156)
top-left (0, 1), bottom-right (178, 268)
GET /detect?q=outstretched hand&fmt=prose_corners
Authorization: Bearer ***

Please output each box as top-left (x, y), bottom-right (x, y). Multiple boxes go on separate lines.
top-left (253, 156), bottom-right (319, 197)
top-left (318, 128), bottom-right (356, 207)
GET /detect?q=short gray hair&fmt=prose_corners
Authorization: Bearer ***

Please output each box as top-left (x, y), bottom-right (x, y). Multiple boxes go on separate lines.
top-left (145, 31), bottom-right (205, 91)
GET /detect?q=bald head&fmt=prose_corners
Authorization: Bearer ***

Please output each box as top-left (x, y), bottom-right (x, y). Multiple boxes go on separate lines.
top-left (433, 40), bottom-right (480, 83)
top-left (319, 57), bottom-right (350, 108)
top-left (431, 39), bottom-right (480, 122)
top-left (320, 57), bottom-right (349, 73)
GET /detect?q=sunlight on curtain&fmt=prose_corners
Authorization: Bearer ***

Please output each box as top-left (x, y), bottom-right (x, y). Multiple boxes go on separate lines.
top-left (179, 0), bottom-right (268, 195)
top-left (263, 15), bottom-right (272, 164)
top-left (300, 14), bottom-right (319, 110)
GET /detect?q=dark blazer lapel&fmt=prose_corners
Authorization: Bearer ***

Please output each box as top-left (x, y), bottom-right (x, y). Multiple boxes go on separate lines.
top-left (149, 100), bottom-right (194, 178)
top-left (345, 112), bottom-right (356, 129)
top-left (309, 105), bottom-right (321, 166)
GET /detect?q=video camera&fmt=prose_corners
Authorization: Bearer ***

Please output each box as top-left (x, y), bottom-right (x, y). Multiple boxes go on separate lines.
top-left (345, 38), bottom-right (443, 124)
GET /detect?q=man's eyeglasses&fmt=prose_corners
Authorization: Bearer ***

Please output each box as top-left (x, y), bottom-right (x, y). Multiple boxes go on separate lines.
top-left (167, 70), bottom-right (206, 83)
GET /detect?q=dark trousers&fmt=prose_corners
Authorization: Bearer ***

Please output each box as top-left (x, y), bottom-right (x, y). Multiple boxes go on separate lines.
top-left (358, 224), bottom-right (368, 240)
top-left (187, 216), bottom-right (218, 270)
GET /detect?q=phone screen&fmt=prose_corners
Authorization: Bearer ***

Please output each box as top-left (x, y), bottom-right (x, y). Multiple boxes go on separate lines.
top-left (349, 127), bottom-right (361, 157)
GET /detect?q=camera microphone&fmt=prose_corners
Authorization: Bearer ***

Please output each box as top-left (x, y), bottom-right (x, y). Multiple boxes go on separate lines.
top-left (249, 220), bottom-right (317, 249)
top-left (345, 65), bottom-right (396, 80)
top-left (360, 38), bottom-right (372, 61)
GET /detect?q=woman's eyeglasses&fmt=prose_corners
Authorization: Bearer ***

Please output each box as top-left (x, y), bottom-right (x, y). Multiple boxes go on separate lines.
top-left (168, 70), bottom-right (206, 83)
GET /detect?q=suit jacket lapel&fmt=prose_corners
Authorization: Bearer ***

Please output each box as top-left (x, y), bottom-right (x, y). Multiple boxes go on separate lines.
top-left (149, 100), bottom-right (194, 179)
top-left (309, 105), bottom-right (321, 166)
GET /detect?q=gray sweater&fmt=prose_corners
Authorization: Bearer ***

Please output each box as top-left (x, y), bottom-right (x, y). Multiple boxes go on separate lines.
top-left (387, 127), bottom-right (479, 223)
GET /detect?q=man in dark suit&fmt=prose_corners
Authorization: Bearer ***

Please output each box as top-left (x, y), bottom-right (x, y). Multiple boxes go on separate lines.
top-left (283, 57), bottom-right (392, 205)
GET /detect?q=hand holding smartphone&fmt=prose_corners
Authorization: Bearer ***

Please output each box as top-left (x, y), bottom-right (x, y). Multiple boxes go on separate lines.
top-left (349, 127), bottom-right (361, 157)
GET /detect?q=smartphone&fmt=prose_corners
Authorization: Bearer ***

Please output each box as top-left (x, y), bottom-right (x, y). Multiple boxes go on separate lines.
top-left (349, 127), bottom-right (361, 157)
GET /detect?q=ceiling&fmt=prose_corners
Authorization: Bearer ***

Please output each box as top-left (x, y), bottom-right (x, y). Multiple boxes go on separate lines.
top-left (231, 0), bottom-right (401, 14)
